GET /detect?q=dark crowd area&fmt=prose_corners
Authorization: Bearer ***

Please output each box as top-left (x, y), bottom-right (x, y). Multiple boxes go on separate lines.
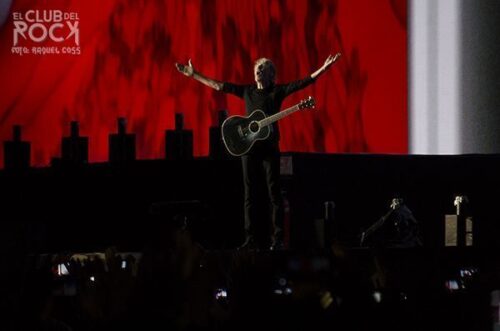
top-left (1, 218), bottom-right (499, 331)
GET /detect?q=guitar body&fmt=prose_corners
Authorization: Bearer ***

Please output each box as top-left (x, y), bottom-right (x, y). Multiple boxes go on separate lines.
top-left (221, 109), bottom-right (271, 156)
top-left (221, 96), bottom-right (315, 156)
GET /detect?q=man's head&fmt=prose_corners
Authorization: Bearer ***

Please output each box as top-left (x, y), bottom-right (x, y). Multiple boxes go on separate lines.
top-left (254, 58), bottom-right (276, 87)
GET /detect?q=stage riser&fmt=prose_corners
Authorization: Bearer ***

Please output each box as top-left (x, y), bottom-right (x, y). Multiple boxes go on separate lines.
top-left (1, 153), bottom-right (499, 252)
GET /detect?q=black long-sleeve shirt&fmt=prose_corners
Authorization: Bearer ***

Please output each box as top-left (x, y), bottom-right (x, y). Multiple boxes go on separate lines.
top-left (222, 77), bottom-right (315, 146)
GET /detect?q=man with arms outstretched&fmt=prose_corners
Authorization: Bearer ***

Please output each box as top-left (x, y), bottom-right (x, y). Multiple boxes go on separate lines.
top-left (176, 52), bottom-right (340, 250)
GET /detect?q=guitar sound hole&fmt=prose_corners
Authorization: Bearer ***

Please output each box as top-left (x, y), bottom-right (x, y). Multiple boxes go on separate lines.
top-left (249, 121), bottom-right (260, 133)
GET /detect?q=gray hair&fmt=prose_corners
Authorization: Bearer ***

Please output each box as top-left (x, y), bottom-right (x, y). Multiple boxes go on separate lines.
top-left (254, 58), bottom-right (276, 81)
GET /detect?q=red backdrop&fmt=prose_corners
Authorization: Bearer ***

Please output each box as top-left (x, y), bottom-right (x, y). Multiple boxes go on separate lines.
top-left (0, 0), bottom-right (407, 167)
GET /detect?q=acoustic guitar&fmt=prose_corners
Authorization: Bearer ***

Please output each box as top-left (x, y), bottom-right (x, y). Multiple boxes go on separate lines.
top-left (221, 96), bottom-right (315, 156)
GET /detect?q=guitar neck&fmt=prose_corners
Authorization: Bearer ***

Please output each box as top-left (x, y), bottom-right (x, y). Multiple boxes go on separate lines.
top-left (259, 104), bottom-right (301, 127)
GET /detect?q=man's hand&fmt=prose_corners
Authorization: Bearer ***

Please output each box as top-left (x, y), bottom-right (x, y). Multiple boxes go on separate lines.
top-left (175, 59), bottom-right (195, 77)
top-left (311, 52), bottom-right (341, 80)
top-left (322, 52), bottom-right (341, 72)
top-left (175, 59), bottom-right (223, 91)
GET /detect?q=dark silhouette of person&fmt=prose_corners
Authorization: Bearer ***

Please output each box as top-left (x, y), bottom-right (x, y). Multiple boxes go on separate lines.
top-left (361, 198), bottom-right (422, 248)
top-left (176, 53), bottom-right (341, 250)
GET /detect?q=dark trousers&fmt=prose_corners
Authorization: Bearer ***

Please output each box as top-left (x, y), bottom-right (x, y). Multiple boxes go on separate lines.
top-left (241, 147), bottom-right (282, 243)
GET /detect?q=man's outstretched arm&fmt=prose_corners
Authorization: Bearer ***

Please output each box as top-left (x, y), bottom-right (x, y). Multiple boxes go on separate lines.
top-left (311, 53), bottom-right (341, 80)
top-left (282, 52), bottom-right (342, 97)
top-left (175, 59), bottom-right (224, 91)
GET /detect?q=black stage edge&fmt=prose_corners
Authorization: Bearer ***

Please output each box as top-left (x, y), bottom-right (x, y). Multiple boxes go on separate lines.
top-left (1, 152), bottom-right (500, 252)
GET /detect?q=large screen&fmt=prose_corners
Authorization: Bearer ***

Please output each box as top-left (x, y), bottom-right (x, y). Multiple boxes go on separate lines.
top-left (0, 0), bottom-right (407, 167)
